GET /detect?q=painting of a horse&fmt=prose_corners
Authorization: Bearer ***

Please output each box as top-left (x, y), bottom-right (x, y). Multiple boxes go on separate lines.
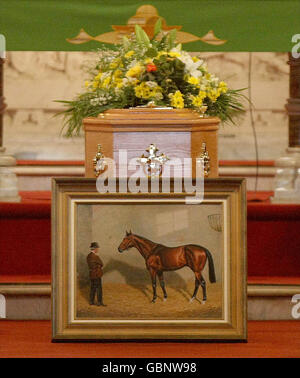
top-left (118, 231), bottom-right (216, 304)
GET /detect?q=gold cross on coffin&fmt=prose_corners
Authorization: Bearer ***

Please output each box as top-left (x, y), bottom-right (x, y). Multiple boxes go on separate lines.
top-left (138, 144), bottom-right (169, 178)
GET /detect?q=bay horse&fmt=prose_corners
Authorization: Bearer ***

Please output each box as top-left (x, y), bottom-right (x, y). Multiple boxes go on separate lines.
top-left (118, 231), bottom-right (216, 304)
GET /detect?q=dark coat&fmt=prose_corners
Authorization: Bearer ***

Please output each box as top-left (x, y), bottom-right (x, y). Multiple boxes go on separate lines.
top-left (87, 252), bottom-right (104, 279)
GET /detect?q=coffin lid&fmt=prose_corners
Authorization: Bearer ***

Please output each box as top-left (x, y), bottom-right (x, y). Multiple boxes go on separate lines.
top-left (83, 108), bottom-right (220, 129)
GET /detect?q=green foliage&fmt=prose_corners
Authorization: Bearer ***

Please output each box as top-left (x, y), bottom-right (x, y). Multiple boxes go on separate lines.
top-left (153, 18), bottom-right (162, 38)
top-left (135, 25), bottom-right (150, 48)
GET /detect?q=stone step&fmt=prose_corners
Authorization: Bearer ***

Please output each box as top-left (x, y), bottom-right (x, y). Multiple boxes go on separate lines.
top-left (1, 283), bottom-right (299, 320)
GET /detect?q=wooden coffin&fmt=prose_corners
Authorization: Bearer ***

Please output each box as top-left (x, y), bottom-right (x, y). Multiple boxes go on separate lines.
top-left (84, 108), bottom-right (220, 178)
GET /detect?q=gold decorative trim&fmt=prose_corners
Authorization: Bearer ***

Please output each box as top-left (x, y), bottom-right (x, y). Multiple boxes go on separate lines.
top-left (67, 5), bottom-right (227, 46)
top-left (0, 283), bottom-right (51, 295)
top-left (248, 284), bottom-right (300, 297)
top-left (52, 178), bottom-right (246, 340)
top-left (1, 283), bottom-right (299, 297)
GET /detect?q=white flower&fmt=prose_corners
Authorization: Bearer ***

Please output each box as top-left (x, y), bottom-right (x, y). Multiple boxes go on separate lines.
top-left (90, 93), bottom-right (113, 107)
top-left (146, 81), bottom-right (158, 88)
top-left (90, 98), bottom-right (99, 106)
top-left (114, 88), bottom-right (123, 96)
top-left (127, 76), bottom-right (139, 84)
top-left (154, 92), bottom-right (163, 100)
top-left (199, 105), bottom-right (207, 114)
top-left (178, 52), bottom-right (202, 78)
top-left (170, 44), bottom-right (182, 53)
top-left (128, 59), bottom-right (139, 68)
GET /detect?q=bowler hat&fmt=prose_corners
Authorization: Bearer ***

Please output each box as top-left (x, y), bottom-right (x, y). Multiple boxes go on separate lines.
top-left (90, 242), bottom-right (99, 249)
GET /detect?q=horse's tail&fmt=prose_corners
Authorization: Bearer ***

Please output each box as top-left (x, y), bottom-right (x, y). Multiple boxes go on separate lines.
top-left (204, 248), bottom-right (216, 283)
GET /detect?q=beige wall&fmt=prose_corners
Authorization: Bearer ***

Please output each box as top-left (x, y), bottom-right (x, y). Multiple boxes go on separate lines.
top-left (76, 204), bottom-right (93, 285)
top-left (3, 51), bottom-right (288, 161)
top-left (76, 202), bottom-right (223, 288)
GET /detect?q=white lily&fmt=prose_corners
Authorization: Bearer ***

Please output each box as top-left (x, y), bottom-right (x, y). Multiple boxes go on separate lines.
top-left (177, 52), bottom-right (203, 78)
top-left (170, 44), bottom-right (182, 54)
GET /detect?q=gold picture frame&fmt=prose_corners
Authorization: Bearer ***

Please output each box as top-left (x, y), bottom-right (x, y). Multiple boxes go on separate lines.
top-left (52, 178), bottom-right (247, 341)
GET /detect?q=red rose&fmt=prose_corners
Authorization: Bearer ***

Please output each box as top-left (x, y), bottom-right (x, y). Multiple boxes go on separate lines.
top-left (146, 64), bottom-right (157, 72)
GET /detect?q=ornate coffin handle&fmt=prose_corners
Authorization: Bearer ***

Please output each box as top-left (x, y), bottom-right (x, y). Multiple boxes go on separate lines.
top-left (137, 144), bottom-right (169, 178)
top-left (93, 144), bottom-right (106, 177)
top-left (197, 142), bottom-right (210, 177)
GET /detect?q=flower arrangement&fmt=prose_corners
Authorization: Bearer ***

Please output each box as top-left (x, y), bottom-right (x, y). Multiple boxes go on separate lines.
top-left (58, 21), bottom-right (246, 136)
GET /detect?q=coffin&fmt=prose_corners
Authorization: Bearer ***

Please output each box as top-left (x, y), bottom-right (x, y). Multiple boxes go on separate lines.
top-left (84, 108), bottom-right (220, 178)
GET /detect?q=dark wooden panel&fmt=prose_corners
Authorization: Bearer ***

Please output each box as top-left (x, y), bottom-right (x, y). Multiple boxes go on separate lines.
top-left (287, 53), bottom-right (300, 148)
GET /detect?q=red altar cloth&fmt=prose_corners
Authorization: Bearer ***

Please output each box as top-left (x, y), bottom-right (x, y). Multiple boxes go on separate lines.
top-left (0, 192), bottom-right (51, 281)
top-left (1, 191), bottom-right (300, 284)
top-left (247, 196), bottom-right (300, 281)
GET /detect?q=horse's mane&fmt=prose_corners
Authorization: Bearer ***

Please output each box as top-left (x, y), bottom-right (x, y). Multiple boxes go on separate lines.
top-left (132, 233), bottom-right (158, 246)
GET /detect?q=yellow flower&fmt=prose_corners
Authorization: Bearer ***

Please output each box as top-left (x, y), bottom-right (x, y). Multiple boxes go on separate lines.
top-left (169, 90), bottom-right (184, 109)
top-left (186, 76), bottom-right (200, 86)
top-left (92, 80), bottom-right (99, 89)
top-left (192, 56), bottom-right (199, 62)
top-left (109, 58), bottom-right (121, 69)
top-left (144, 58), bottom-right (153, 64)
top-left (191, 95), bottom-right (203, 107)
top-left (94, 72), bottom-right (102, 81)
top-left (134, 85), bottom-right (144, 98)
top-left (116, 80), bottom-right (124, 89)
top-left (208, 89), bottom-right (220, 102)
top-left (168, 52), bottom-right (181, 58)
top-left (102, 76), bottom-right (111, 88)
top-left (198, 90), bottom-right (207, 99)
top-left (85, 81), bottom-right (90, 88)
top-left (218, 81), bottom-right (228, 94)
top-left (156, 51), bottom-right (168, 59)
top-left (113, 69), bottom-right (122, 79)
top-left (125, 50), bottom-right (135, 58)
top-left (134, 82), bottom-right (162, 99)
top-left (126, 64), bottom-right (144, 78)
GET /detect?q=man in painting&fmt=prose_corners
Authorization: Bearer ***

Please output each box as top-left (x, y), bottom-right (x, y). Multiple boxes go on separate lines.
top-left (87, 242), bottom-right (106, 306)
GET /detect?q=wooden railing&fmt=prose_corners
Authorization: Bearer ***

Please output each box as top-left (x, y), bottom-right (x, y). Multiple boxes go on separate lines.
top-left (287, 52), bottom-right (300, 148)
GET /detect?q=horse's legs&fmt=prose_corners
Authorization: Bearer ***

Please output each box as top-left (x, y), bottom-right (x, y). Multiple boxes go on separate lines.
top-left (190, 272), bottom-right (201, 302)
top-left (200, 277), bottom-right (207, 303)
top-left (191, 271), bottom-right (208, 303)
top-left (157, 271), bottom-right (167, 301)
top-left (149, 268), bottom-right (157, 303)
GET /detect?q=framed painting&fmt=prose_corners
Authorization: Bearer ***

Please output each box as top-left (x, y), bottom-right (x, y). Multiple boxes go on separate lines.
top-left (52, 178), bottom-right (247, 340)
